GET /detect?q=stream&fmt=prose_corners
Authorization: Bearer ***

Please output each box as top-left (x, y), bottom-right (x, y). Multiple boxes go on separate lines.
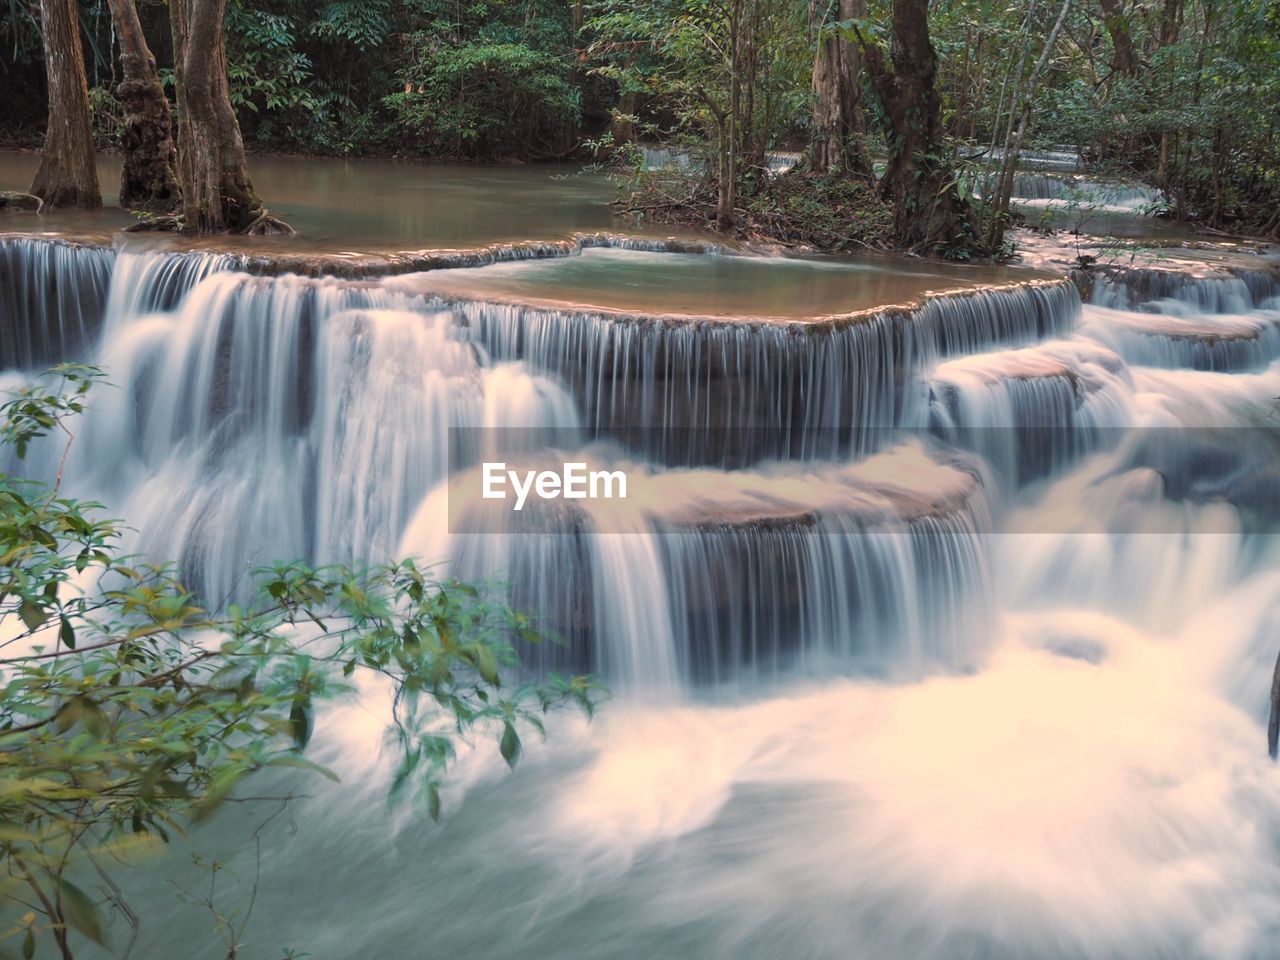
top-left (2, 154), bottom-right (1279, 959)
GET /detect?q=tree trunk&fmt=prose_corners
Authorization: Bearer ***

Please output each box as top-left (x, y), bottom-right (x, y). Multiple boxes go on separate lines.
top-left (30, 0), bottom-right (101, 208)
top-left (109, 0), bottom-right (181, 211)
top-left (859, 0), bottom-right (972, 252)
top-left (807, 0), bottom-right (872, 176)
top-left (170, 0), bottom-right (265, 233)
top-left (1097, 0), bottom-right (1139, 77)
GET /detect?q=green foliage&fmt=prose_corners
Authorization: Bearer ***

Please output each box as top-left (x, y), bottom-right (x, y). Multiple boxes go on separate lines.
top-left (217, 0), bottom-right (585, 158)
top-left (0, 368), bottom-right (601, 958)
top-left (939, 0), bottom-right (1280, 234)
top-left (86, 86), bottom-right (124, 144)
top-left (386, 39), bottom-right (580, 159)
top-left (585, 0), bottom-right (809, 163)
top-left (8, 0), bottom-right (1280, 239)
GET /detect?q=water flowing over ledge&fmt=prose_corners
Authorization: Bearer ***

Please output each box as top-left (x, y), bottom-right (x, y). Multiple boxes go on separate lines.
top-left (426, 443), bottom-right (995, 686)
top-left (0, 236), bottom-right (115, 367)
top-left (2, 232), bottom-right (1278, 692)
top-left (0, 234), bottom-right (1079, 464)
top-left (433, 278), bottom-right (1078, 461)
top-left (1084, 265), bottom-right (1280, 312)
top-left (0, 232), bottom-right (726, 362)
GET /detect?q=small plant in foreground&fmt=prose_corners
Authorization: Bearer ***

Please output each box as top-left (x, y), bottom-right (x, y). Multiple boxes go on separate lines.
top-left (0, 366), bottom-right (602, 959)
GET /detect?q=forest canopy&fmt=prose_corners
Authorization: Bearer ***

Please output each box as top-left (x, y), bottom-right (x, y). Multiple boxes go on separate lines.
top-left (3, 0), bottom-right (1279, 242)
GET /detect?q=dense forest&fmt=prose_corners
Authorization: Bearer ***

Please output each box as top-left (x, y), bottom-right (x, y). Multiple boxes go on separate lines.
top-left (3, 0), bottom-right (1279, 248)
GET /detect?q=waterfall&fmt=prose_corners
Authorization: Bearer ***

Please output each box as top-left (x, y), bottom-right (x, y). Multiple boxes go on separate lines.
top-left (71, 266), bottom-right (578, 602)
top-left (0, 236), bottom-right (114, 367)
top-left (1088, 268), bottom-right (1279, 312)
top-left (440, 279), bottom-right (1079, 463)
top-left (1081, 270), bottom-right (1280, 371)
top-left (1, 234), bottom-right (1277, 697)
top-left (928, 339), bottom-right (1135, 485)
top-left (409, 442), bottom-right (994, 688)
top-left (4, 225), bottom-right (1280, 958)
top-left (1004, 173), bottom-right (1163, 210)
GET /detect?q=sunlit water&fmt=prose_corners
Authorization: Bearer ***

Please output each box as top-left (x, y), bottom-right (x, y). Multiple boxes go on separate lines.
top-left (2, 163), bottom-right (1280, 959)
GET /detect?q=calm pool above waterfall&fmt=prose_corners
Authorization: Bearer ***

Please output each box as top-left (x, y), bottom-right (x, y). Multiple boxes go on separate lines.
top-left (2, 153), bottom-right (1279, 960)
top-left (0, 152), bottom-right (696, 249)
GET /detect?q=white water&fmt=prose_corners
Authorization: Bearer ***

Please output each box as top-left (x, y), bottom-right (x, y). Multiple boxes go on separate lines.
top-left (2, 236), bottom-right (1280, 958)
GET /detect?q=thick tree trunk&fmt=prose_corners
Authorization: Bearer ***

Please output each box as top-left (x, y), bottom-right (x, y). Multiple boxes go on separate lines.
top-left (109, 0), bottom-right (181, 211)
top-left (859, 0), bottom-right (972, 252)
top-left (807, 0), bottom-right (872, 176)
top-left (170, 0), bottom-right (265, 233)
top-left (30, 0), bottom-right (101, 208)
top-left (1097, 0), bottom-right (1139, 77)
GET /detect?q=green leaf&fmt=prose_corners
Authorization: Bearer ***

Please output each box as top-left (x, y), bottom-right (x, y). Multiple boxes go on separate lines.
top-left (22, 928), bottom-right (34, 960)
top-left (426, 783), bottom-right (441, 822)
top-left (53, 875), bottom-right (105, 944)
top-left (18, 600), bottom-right (47, 632)
top-left (499, 721), bottom-right (521, 770)
top-left (59, 617), bottom-right (76, 650)
top-left (289, 699), bottom-right (312, 749)
top-left (192, 766), bottom-right (246, 823)
top-left (271, 755), bottom-right (340, 782)
top-left (476, 645), bottom-right (499, 686)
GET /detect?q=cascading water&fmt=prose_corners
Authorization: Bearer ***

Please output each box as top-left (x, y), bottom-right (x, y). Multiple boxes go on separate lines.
top-left (424, 278), bottom-right (1078, 463)
top-left (1004, 172), bottom-right (1163, 211)
top-left (0, 236), bottom-right (114, 367)
top-left (71, 263), bottom-right (579, 602)
top-left (412, 443), bottom-right (995, 688)
top-left (3, 232), bottom-right (1280, 959)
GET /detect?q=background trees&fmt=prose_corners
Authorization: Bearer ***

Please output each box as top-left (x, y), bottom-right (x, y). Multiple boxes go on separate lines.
top-left (3, 0), bottom-right (1278, 240)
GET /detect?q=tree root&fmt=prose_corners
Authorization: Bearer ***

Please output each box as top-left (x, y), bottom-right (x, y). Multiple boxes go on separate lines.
top-left (0, 191), bottom-right (44, 213)
top-left (123, 215), bottom-right (184, 232)
top-left (121, 209), bottom-right (296, 236)
top-left (242, 211), bottom-right (296, 236)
